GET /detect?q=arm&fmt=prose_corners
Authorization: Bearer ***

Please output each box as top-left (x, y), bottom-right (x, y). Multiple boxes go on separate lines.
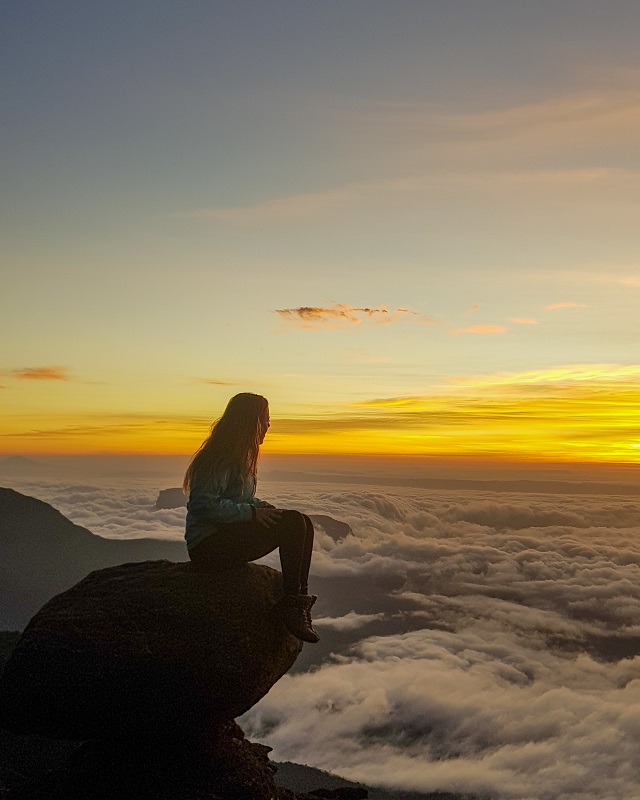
top-left (187, 477), bottom-right (254, 525)
top-left (248, 497), bottom-right (275, 509)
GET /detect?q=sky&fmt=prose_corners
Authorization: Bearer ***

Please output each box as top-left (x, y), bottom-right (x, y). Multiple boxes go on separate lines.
top-left (7, 474), bottom-right (640, 799)
top-left (2, 1), bottom-right (640, 463)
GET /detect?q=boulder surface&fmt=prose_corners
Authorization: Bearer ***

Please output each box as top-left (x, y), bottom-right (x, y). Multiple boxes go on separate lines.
top-left (0, 560), bottom-right (301, 740)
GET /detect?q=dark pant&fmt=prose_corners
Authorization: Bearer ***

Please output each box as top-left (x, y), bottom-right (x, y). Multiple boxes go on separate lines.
top-left (188, 509), bottom-right (314, 596)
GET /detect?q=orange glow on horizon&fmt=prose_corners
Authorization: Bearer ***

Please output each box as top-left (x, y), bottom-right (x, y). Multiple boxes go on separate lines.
top-left (2, 377), bottom-right (640, 464)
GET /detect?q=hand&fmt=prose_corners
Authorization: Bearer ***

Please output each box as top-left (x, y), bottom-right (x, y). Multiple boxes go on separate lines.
top-left (255, 506), bottom-right (282, 528)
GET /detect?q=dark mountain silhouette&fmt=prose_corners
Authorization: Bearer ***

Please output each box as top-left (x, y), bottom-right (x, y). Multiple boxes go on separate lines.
top-left (0, 487), bottom-right (187, 630)
top-left (274, 762), bottom-right (470, 800)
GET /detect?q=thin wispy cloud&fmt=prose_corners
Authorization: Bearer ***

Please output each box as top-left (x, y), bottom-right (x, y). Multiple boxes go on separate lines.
top-left (545, 272), bottom-right (640, 293)
top-left (275, 304), bottom-right (435, 329)
top-left (1, 414), bottom-right (213, 443)
top-left (451, 324), bottom-right (507, 335)
top-left (510, 318), bottom-right (538, 325)
top-left (4, 422), bottom-right (163, 439)
top-left (338, 89), bottom-right (640, 152)
top-left (449, 364), bottom-right (640, 389)
top-left (530, 269), bottom-right (640, 286)
top-left (465, 304), bottom-right (480, 315)
top-left (449, 90), bottom-right (640, 145)
top-left (179, 179), bottom-right (415, 225)
top-left (177, 163), bottom-right (640, 231)
top-left (5, 366), bottom-right (71, 381)
top-left (594, 274), bottom-right (640, 288)
top-left (196, 378), bottom-right (236, 386)
top-left (546, 302), bottom-right (589, 310)
top-left (356, 396), bottom-right (424, 408)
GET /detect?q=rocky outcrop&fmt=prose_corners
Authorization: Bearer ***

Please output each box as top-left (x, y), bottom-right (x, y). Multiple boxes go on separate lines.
top-left (2, 721), bottom-right (282, 800)
top-left (0, 559), bottom-right (373, 799)
top-left (155, 486), bottom-right (187, 509)
top-left (306, 514), bottom-right (351, 543)
top-left (0, 559), bottom-right (312, 798)
top-left (0, 560), bottom-right (301, 740)
top-left (0, 722), bottom-right (370, 799)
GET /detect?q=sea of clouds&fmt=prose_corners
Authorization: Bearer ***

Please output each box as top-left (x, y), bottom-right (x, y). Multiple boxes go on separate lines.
top-left (9, 476), bottom-right (640, 800)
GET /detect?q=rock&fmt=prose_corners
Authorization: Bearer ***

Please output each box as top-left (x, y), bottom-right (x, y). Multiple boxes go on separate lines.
top-left (0, 722), bottom-right (369, 800)
top-left (0, 560), bottom-right (301, 740)
top-left (12, 722), bottom-right (277, 800)
top-left (2, 720), bottom-right (293, 800)
top-left (308, 514), bottom-right (352, 543)
top-left (155, 487), bottom-right (186, 509)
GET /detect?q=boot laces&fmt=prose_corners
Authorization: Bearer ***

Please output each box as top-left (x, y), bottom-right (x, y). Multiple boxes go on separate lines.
top-left (300, 595), bottom-right (316, 628)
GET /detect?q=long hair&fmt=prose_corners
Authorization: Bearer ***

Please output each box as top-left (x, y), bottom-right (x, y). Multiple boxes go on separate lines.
top-left (183, 393), bottom-right (268, 493)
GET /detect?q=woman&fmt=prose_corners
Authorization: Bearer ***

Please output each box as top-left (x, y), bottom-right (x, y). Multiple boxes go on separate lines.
top-left (183, 393), bottom-right (319, 644)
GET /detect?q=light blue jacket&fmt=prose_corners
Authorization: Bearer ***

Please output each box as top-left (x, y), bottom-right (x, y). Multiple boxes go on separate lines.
top-left (185, 469), bottom-right (272, 551)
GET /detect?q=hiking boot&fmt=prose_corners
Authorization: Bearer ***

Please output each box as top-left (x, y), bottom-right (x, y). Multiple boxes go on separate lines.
top-left (277, 594), bottom-right (320, 644)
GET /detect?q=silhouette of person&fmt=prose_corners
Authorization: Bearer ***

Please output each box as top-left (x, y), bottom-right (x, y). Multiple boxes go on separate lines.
top-left (183, 393), bottom-right (319, 643)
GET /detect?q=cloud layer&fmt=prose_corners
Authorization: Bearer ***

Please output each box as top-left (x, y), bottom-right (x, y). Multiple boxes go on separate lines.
top-left (8, 475), bottom-right (640, 799)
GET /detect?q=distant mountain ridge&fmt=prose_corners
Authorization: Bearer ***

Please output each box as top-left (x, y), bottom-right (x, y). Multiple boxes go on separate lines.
top-left (0, 456), bottom-right (53, 476)
top-left (274, 761), bottom-right (469, 800)
top-left (263, 470), bottom-right (640, 497)
top-left (0, 487), bottom-right (187, 630)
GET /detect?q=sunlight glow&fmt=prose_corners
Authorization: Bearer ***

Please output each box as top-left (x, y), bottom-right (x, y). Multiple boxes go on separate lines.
top-left (4, 368), bottom-right (639, 464)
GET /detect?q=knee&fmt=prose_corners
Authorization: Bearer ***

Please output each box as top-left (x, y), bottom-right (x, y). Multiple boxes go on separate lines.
top-left (279, 509), bottom-right (307, 538)
top-left (281, 509), bottom-right (305, 526)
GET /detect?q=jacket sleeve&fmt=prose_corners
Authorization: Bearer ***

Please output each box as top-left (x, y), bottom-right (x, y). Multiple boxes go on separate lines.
top-left (248, 497), bottom-right (274, 508)
top-left (187, 476), bottom-right (254, 524)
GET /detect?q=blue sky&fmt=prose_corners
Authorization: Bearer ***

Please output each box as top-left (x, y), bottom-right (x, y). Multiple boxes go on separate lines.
top-left (2, 1), bottom-right (640, 459)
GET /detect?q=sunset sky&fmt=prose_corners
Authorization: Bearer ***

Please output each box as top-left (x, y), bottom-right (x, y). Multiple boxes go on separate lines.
top-left (2, 1), bottom-right (640, 462)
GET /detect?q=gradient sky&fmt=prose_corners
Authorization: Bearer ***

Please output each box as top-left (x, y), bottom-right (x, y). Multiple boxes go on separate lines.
top-left (2, 1), bottom-right (640, 460)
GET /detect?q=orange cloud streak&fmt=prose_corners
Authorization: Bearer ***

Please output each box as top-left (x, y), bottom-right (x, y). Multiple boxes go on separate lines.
top-left (275, 304), bottom-right (434, 329)
top-left (451, 324), bottom-right (507, 335)
top-left (7, 366), bottom-right (70, 381)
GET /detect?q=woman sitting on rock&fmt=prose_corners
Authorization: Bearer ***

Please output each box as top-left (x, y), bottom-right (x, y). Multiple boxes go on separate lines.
top-left (183, 392), bottom-right (319, 643)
